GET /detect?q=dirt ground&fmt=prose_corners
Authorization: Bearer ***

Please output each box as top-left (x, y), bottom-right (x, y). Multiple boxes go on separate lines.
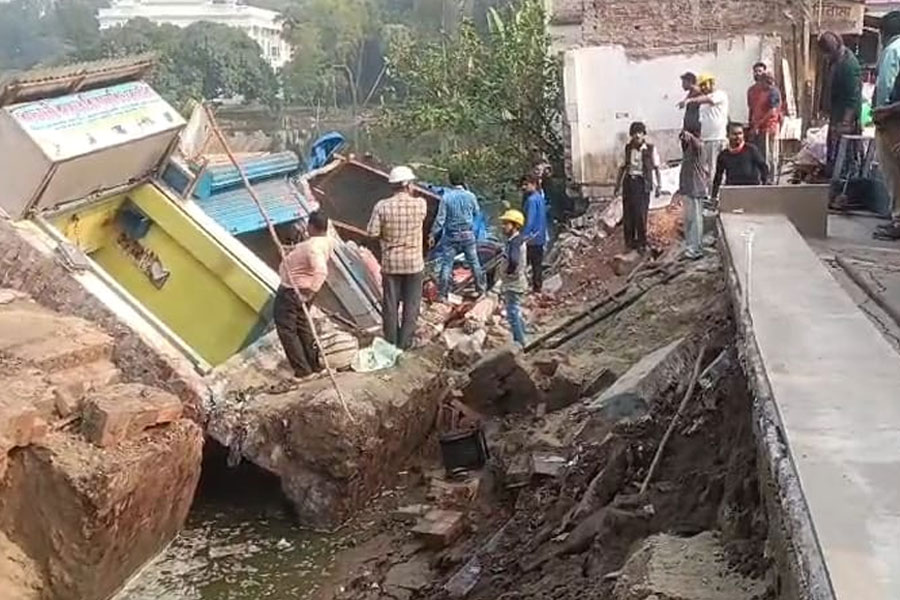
top-left (305, 239), bottom-right (771, 600)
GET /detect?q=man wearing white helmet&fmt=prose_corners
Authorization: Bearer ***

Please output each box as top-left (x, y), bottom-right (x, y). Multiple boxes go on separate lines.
top-left (367, 165), bottom-right (428, 349)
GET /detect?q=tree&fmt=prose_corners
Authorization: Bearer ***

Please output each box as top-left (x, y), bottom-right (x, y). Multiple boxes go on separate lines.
top-left (280, 0), bottom-right (385, 109)
top-left (80, 19), bottom-right (279, 108)
top-left (377, 0), bottom-right (561, 193)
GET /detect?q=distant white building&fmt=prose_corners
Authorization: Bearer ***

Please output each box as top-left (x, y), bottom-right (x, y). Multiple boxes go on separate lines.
top-left (98, 0), bottom-right (292, 70)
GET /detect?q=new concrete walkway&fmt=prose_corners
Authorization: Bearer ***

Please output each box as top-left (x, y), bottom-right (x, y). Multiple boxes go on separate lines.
top-left (721, 213), bottom-right (900, 600)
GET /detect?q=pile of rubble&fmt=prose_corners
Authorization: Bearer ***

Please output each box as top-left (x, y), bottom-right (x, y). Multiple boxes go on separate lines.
top-left (319, 255), bottom-right (769, 600)
top-left (0, 289), bottom-right (202, 600)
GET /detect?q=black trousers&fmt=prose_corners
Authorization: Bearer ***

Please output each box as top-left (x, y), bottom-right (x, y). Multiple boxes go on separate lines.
top-left (526, 245), bottom-right (544, 292)
top-left (273, 286), bottom-right (320, 377)
top-left (382, 272), bottom-right (424, 350)
top-left (622, 175), bottom-right (650, 251)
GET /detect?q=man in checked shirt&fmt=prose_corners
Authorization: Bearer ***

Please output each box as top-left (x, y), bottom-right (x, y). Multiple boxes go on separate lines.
top-left (367, 165), bottom-right (428, 350)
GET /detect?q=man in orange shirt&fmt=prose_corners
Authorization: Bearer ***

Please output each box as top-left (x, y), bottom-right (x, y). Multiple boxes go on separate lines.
top-left (747, 63), bottom-right (782, 183)
top-left (274, 211), bottom-right (332, 378)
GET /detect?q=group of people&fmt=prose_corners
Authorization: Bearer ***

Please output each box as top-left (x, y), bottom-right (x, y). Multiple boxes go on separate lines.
top-left (613, 66), bottom-right (778, 259)
top-left (820, 11), bottom-right (900, 241)
top-left (273, 164), bottom-right (550, 378)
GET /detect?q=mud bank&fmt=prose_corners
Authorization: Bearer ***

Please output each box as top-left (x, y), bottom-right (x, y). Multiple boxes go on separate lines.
top-left (207, 344), bottom-right (447, 529)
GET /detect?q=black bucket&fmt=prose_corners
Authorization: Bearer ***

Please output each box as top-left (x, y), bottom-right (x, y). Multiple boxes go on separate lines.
top-left (439, 428), bottom-right (489, 475)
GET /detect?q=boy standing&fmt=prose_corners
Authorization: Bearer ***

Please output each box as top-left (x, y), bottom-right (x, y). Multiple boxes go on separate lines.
top-left (678, 125), bottom-right (708, 260)
top-left (520, 174), bottom-right (548, 292)
top-left (498, 209), bottom-right (529, 346)
top-left (614, 122), bottom-right (661, 254)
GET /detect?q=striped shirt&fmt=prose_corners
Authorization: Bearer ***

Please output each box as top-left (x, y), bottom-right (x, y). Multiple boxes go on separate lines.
top-left (278, 235), bottom-right (333, 297)
top-left (367, 191), bottom-right (427, 274)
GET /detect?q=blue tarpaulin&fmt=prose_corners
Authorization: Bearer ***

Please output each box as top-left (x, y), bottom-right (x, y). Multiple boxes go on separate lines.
top-left (307, 132), bottom-right (346, 171)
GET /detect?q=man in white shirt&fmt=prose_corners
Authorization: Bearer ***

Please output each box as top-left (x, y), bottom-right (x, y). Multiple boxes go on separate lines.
top-left (679, 73), bottom-right (729, 196)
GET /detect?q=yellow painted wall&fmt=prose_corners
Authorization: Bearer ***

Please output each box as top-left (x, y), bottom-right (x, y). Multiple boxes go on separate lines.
top-left (53, 184), bottom-right (273, 366)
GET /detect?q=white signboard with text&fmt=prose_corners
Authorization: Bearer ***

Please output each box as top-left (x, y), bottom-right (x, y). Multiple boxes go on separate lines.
top-left (5, 81), bottom-right (185, 162)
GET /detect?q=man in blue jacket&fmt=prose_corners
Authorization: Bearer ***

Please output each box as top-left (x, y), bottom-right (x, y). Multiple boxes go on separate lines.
top-left (429, 168), bottom-right (487, 300)
top-left (520, 173), bottom-right (548, 293)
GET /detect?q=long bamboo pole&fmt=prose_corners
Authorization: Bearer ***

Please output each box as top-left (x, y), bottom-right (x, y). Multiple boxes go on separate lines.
top-left (202, 103), bottom-right (354, 422)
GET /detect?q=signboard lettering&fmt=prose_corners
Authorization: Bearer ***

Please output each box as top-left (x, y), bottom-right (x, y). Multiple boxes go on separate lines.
top-left (5, 81), bottom-right (185, 162)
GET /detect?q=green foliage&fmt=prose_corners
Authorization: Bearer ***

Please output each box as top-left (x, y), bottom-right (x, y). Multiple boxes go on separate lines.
top-left (0, 0), bottom-right (102, 71)
top-left (79, 20), bottom-right (280, 108)
top-left (377, 0), bottom-right (561, 195)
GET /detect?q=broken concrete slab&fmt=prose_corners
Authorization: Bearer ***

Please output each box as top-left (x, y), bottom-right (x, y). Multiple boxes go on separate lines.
top-left (613, 532), bottom-right (766, 600)
top-left (412, 510), bottom-right (465, 548)
top-left (461, 347), bottom-right (543, 416)
top-left (81, 384), bottom-right (183, 448)
top-left (504, 454), bottom-right (532, 489)
top-left (586, 337), bottom-right (689, 411)
top-left (383, 553), bottom-right (434, 598)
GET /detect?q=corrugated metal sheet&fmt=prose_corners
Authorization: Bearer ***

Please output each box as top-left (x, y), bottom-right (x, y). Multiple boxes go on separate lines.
top-left (193, 151), bottom-right (300, 200)
top-left (0, 54), bottom-right (158, 107)
top-left (196, 178), bottom-right (308, 235)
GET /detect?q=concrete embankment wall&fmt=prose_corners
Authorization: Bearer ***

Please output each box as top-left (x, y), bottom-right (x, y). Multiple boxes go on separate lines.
top-left (719, 213), bottom-right (900, 600)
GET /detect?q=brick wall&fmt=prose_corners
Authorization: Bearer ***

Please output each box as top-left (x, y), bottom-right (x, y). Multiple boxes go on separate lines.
top-left (552, 0), bottom-right (794, 52)
top-left (0, 219), bottom-right (206, 419)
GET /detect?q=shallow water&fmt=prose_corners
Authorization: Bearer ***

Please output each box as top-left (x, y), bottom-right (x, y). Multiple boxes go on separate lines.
top-left (116, 445), bottom-right (340, 600)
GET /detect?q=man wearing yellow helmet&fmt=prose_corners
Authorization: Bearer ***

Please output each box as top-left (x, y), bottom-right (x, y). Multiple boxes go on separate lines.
top-left (679, 73), bottom-right (730, 196)
top-left (499, 209), bottom-right (528, 346)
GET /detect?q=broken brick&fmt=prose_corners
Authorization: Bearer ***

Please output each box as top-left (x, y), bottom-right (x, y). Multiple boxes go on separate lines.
top-left (428, 475), bottom-right (482, 509)
top-left (0, 397), bottom-right (41, 447)
top-left (412, 510), bottom-right (465, 548)
top-left (82, 384), bottom-right (183, 447)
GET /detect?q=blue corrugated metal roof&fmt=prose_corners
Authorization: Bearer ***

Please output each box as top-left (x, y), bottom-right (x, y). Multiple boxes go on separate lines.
top-left (196, 178), bottom-right (309, 235)
top-left (194, 151), bottom-right (301, 200)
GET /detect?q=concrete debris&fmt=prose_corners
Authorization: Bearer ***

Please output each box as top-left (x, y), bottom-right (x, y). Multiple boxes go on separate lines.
top-left (464, 294), bottom-right (497, 329)
top-left (613, 532), bottom-right (767, 600)
top-left (504, 454), bottom-right (532, 489)
top-left (531, 453), bottom-right (567, 478)
top-left (0, 289), bottom-right (28, 305)
top-left (612, 251), bottom-right (642, 277)
top-left (391, 504), bottom-right (433, 524)
top-left (412, 509), bottom-right (466, 548)
top-left (446, 329), bottom-right (487, 368)
top-left (543, 273), bottom-right (563, 294)
top-left (318, 330), bottom-right (360, 371)
top-left (383, 553), bottom-right (433, 599)
top-left (593, 392), bottom-right (649, 424)
top-left (462, 347), bottom-right (543, 415)
top-left (81, 384), bottom-right (183, 447)
top-left (600, 199), bottom-right (625, 232)
top-left (587, 337), bottom-right (689, 410)
top-left (428, 474), bottom-right (483, 509)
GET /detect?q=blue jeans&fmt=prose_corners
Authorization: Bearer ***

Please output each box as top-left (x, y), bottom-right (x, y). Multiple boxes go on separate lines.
top-left (439, 235), bottom-right (486, 299)
top-left (505, 291), bottom-right (526, 345)
top-left (683, 196), bottom-right (703, 258)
